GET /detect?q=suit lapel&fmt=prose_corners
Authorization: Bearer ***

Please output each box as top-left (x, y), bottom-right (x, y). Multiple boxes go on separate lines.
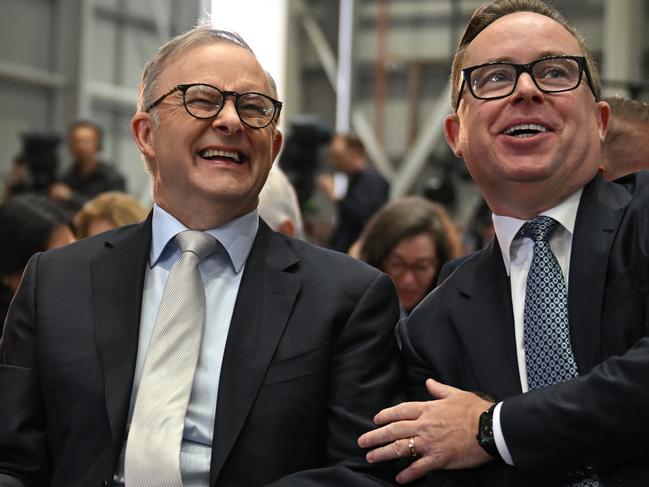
top-left (451, 240), bottom-right (522, 399)
top-left (209, 222), bottom-right (300, 484)
top-left (94, 216), bottom-right (151, 449)
top-left (568, 175), bottom-right (630, 373)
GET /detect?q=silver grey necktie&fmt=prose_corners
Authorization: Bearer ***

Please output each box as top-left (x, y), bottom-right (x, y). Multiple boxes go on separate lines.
top-left (125, 230), bottom-right (218, 487)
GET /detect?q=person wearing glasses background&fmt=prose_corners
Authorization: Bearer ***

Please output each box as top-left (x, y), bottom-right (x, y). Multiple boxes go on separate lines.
top-left (359, 0), bottom-right (649, 485)
top-left (0, 26), bottom-right (404, 486)
top-left (357, 196), bottom-right (462, 318)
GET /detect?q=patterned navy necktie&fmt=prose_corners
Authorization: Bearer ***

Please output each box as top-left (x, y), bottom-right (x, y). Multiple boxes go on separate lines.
top-left (518, 216), bottom-right (599, 487)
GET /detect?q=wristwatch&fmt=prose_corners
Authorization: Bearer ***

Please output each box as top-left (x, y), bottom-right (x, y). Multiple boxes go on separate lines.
top-left (476, 404), bottom-right (500, 458)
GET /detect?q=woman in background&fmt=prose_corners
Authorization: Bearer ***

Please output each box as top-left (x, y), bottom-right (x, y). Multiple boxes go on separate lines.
top-left (358, 196), bottom-right (462, 316)
top-left (74, 191), bottom-right (148, 239)
top-left (0, 195), bottom-right (75, 330)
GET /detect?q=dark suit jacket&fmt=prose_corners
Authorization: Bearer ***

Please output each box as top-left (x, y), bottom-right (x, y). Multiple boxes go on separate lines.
top-left (0, 218), bottom-right (403, 487)
top-left (330, 167), bottom-right (390, 253)
top-left (400, 173), bottom-right (649, 486)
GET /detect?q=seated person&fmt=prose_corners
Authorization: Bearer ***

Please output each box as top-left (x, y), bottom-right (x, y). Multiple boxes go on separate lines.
top-left (258, 166), bottom-right (304, 238)
top-left (0, 194), bottom-right (75, 330)
top-left (358, 196), bottom-right (462, 316)
top-left (74, 191), bottom-right (149, 238)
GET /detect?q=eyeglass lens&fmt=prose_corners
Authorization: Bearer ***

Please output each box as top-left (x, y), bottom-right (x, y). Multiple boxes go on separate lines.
top-left (469, 57), bottom-right (581, 99)
top-left (183, 84), bottom-right (276, 127)
top-left (384, 257), bottom-right (436, 278)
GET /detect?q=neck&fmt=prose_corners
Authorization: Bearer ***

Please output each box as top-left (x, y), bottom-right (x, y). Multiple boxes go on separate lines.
top-left (156, 198), bottom-right (256, 231)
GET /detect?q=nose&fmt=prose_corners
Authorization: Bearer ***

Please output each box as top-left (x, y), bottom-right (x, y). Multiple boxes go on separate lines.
top-left (511, 72), bottom-right (544, 105)
top-left (211, 98), bottom-right (244, 134)
top-left (397, 269), bottom-right (418, 286)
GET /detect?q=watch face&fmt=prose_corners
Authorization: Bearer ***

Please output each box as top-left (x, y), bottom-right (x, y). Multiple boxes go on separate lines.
top-left (477, 405), bottom-right (499, 458)
top-left (480, 416), bottom-right (494, 441)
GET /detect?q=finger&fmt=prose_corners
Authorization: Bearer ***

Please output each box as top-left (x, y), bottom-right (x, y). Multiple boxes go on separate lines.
top-left (373, 401), bottom-right (424, 425)
top-left (425, 378), bottom-right (458, 399)
top-left (358, 420), bottom-right (418, 448)
top-left (396, 456), bottom-right (438, 484)
top-left (365, 437), bottom-right (413, 463)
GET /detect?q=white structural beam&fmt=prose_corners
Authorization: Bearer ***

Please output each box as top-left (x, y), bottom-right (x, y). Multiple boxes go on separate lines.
top-left (390, 84), bottom-right (452, 198)
top-left (293, 0), bottom-right (394, 177)
top-left (335, 0), bottom-right (354, 132)
top-left (602, 0), bottom-right (644, 97)
top-left (300, 13), bottom-right (338, 89)
top-left (89, 81), bottom-right (138, 109)
top-left (351, 107), bottom-right (395, 179)
top-left (0, 60), bottom-right (66, 88)
top-left (76, 0), bottom-right (94, 118)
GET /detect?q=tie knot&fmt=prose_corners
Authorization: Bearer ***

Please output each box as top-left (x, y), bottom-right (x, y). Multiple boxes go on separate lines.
top-left (174, 231), bottom-right (218, 261)
top-left (517, 215), bottom-right (559, 242)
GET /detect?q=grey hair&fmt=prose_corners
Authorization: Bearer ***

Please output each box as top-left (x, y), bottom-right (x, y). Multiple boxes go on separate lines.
top-left (137, 26), bottom-right (254, 113)
top-left (258, 166), bottom-right (304, 239)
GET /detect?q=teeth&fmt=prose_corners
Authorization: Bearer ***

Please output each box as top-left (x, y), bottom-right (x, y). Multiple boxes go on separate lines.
top-left (201, 149), bottom-right (240, 162)
top-left (504, 123), bottom-right (548, 136)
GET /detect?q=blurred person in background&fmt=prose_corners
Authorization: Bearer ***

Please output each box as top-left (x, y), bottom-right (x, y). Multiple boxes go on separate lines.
top-left (358, 196), bottom-right (462, 317)
top-left (0, 194), bottom-right (75, 331)
top-left (49, 120), bottom-right (126, 212)
top-left (320, 133), bottom-right (389, 252)
top-left (600, 96), bottom-right (649, 181)
top-left (258, 166), bottom-right (304, 239)
top-left (74, 191), bottom-right (149, 239)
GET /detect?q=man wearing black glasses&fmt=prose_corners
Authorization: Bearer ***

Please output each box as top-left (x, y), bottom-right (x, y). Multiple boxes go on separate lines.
top-left (360, 1), bottom-right (649, 485)
top-left (0, 27), bottom-right (403, 486)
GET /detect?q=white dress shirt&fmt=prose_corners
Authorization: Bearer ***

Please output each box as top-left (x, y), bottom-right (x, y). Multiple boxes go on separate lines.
top-left (490, 188), bottom-right (582, 465)
top-left (113, 204), bottom-right (258, 486)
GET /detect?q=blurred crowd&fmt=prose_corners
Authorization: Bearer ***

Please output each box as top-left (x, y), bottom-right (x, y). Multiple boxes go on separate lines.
top-left (2, 93), bottom-right (648, 331)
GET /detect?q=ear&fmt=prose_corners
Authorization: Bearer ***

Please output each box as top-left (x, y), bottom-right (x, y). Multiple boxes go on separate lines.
top-left (444, 113), bottom-right (463, 158)
top-left (271, 128), bottom-right (283, 161)
top-left (131, 112), bottom-right (157, 159)
top-left (595, 100), bottom-right (610, 142)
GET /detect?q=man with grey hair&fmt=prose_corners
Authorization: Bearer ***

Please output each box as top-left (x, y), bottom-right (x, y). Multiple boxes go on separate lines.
top-left (0, 26), bottom-right (402, 486)
top-left (258, 166), bottom-right (305, 239)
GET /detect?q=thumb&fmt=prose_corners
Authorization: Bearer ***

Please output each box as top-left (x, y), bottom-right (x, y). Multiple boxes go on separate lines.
top-left (425, 378), bottom-right (457, 399)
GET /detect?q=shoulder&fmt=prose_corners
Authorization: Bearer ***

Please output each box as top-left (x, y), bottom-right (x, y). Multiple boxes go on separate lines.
top-left (273, 231), bottom-right (386, 284)
top-left (37, 221), bottom-right (146, 269)
top-left (262, 229), bottom-right (396, 306)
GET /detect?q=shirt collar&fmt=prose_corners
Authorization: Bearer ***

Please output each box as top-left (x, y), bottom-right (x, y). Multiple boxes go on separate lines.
top-left (150, 204), bottom-right (259, 273)
top-left (492, 187), bottom-right (583, 275)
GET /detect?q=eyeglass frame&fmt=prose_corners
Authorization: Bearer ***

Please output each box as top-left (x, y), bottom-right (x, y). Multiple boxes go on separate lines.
top-left (455, 55), bottom-right (597, 111)
top-left (144, 82), bottom-right (283, 128)
top-left (382, 254), bottom-right (438, 280)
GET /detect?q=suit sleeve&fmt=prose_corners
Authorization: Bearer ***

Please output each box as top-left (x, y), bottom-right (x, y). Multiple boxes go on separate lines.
top-left (267, 272), bottom-right (404, 486)
top-left (0, 255), bottom-right (52, 484)
top-left (501, 336), bottom-right (649, 471)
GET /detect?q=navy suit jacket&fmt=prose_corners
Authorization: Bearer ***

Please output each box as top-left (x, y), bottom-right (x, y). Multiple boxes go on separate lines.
top-left (401, 173), bottom-right (649, 486)
top-left (0, 218), bottom-right (403, 486)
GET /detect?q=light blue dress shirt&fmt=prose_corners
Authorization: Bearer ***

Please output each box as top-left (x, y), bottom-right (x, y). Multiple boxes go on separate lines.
top-left (114, 204), bottom-right (258, 486)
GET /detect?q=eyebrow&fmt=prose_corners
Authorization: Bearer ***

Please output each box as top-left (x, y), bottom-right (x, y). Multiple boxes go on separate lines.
top-left (477, 51), bottom-right (577, 64)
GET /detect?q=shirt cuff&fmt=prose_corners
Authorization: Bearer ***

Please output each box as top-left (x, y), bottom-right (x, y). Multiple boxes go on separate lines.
top-left (493, 401), bottom-right (514, 465)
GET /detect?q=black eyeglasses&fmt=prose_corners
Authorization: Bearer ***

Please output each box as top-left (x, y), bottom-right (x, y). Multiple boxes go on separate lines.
top-left (145, 83), bottom-right (283, 128)
top-left (455, 55), bottom-right (596, 111)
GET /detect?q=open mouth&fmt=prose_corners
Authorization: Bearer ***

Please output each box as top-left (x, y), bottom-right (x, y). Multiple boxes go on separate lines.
top-left (502, 123), bottom-right (549, 139)
top-left (198, 148), bottom-right (244, 164)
